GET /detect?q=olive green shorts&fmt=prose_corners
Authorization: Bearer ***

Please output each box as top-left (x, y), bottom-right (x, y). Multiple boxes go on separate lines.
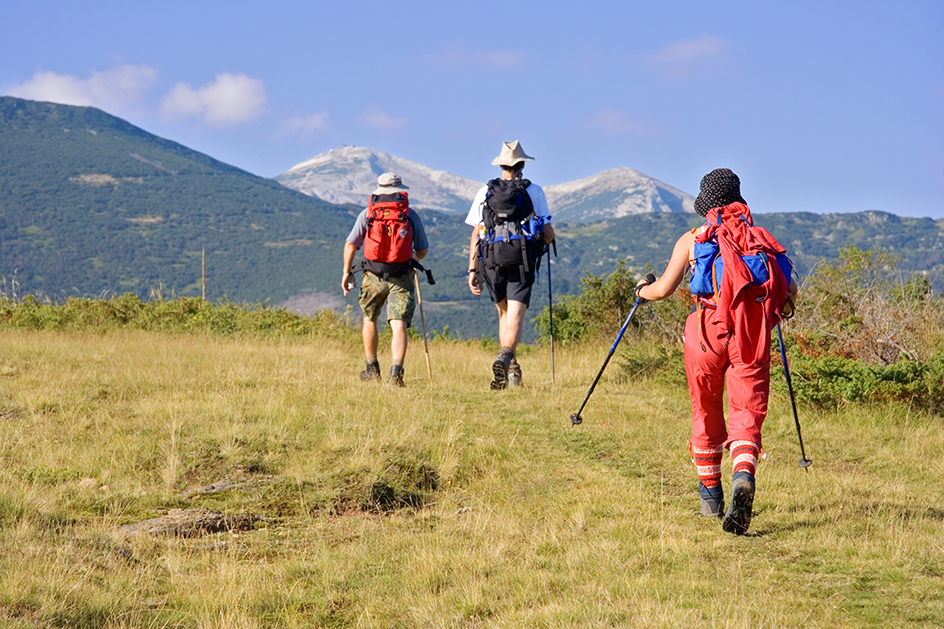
top-left (358, 271), bottom-right (415, 326)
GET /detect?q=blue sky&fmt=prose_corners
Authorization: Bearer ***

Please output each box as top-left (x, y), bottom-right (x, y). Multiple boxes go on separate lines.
top-left (2, 0), bottom-right (942, 218)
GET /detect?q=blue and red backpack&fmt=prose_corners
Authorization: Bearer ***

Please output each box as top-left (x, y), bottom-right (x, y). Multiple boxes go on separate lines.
top-left (689, 203), bottom-right (794, 362)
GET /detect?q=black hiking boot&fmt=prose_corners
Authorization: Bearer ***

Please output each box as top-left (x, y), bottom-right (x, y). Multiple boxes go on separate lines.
top-left (359, 360), bottom-right (381, 382)
top-left (389, 365), bottom-right (405, 388)
top-left (490, 349), bottom-right (513, 390)
top-left (507, 360), bottom-right (523, 387)
top-left (722, 472), bottom-right (755, 534)
top-left (699, 483), bottom-right (724, 518)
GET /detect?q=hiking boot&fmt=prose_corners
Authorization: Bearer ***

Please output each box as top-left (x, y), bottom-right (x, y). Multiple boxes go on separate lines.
top-left (490, 350), bottom-right (513, 390)
top-left (722, 472), bottom-right (755, 535)
top-left (507, 361), bottom-right (523, 387)
top-left (389, 365), bottom-right (405, 388)
top-left (359, 361), bottom-right (381, 382)
top-left (699, 483), bottom-right (724, 518)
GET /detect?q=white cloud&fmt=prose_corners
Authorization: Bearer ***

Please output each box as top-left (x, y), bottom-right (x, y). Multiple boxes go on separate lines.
top-left (644, 35), bottom-right (731, 80)
top-left (589, 109), bottom-right (659, 136)
top-left (160, 73), bottom-right (267, 127)
top-left (279, 112), bottom-right (330, 137)
top-left (5, 65), bottom-right (157, 111)
top-left (416, 46), bottom-right (527, 69)
top-left (362, 105), bottom-right (407, 132)
top-left (475, 50), bottom-right (528, 68)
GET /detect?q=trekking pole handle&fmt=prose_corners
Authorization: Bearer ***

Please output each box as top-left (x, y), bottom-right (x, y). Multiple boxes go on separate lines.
top-left (633, 273), bottom-right (657, 302)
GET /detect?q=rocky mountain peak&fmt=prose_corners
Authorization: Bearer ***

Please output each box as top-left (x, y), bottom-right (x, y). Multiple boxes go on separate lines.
top-left (275, 147), bottom-right (695, 220)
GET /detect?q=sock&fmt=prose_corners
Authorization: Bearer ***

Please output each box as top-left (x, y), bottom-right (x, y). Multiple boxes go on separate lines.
top-left (366, 356), bottom-right (378, 366)
top-left (392, 358), bottom-right (404, 367)
top-left (692, 445), bottom-right (723, 489)
top-left (731, 441), bottom-right (760, 477)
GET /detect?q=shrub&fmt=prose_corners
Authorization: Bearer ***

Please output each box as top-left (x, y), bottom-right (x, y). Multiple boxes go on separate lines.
top-left (0, 293), bottom-right (355, 340)
top-left (769, 245), bottom-right (944, 413)
top-left (790, 245), bottom-right (944, 364)
top-left (777, 350), bottom-right (944, 413)
top-left (533, 259), bottom-right (691, 346)
top-left (618, 345), bottom-right (687, 386)
top-left (537, 246), bottom-right (944, 413)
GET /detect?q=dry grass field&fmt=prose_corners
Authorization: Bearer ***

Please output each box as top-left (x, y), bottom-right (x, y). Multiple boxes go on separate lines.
top-left (0, 328), bottom-right (941, 628)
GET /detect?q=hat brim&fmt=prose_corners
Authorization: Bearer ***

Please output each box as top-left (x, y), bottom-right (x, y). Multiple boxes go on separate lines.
top-left (371, 184), bottom-right (409, 196)
top-left (491, 155), bottom-right (534, 167)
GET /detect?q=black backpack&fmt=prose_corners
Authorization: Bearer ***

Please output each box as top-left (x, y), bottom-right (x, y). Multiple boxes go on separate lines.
top-left (480, 178), bottom-right (545, 274)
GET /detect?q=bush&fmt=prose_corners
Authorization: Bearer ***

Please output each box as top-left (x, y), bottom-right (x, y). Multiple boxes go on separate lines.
top-left (768, 245), bottom-right (944, 413)
top-left (533, 259), bottom-right (691, 346)
top-left (777, 350), bottom-right (944, 413)
top-left (537, 246), bottom-right (944, 413)
top-left (0, 293), bottom-right (355, 340)
top-left (618, 344), bottom-right (687, 386)
top-left (790, 245), bottom-right (944, 364)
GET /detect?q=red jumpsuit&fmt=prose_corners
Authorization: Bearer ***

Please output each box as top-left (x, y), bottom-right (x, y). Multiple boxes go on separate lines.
top-left (684, 299), bottom-right (771, 452)
top-left (685, 203), bottom-right (788, 485)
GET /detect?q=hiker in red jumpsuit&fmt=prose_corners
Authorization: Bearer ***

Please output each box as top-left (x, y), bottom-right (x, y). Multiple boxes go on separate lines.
top-left (635, 169), bottom-right (798, 534)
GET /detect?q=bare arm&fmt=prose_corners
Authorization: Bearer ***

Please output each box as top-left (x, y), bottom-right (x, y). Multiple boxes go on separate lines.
top-left (468, 225), bottom-right (481, 296)
top-left (544, 223), bottom-right (555, 244)
top-left (636, 230), bottom-right (694, 301)
top-left (342, 241), bottom-right (357, 296)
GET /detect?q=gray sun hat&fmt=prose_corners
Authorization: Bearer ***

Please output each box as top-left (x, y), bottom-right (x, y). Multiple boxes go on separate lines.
top-left (372, 172), bottom-right (409, 196)
top-left (491, 140), bottom-right (535, 167)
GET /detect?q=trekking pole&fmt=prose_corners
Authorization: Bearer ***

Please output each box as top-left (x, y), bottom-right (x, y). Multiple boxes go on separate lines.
top-left (776, 323), bottom-right (812, 469)
top-left (570, 273), bottom-right (654, 426)
top-left (548, 240), bottom-right (557, 383)
top-left (413, 270), bottom-right (432, 382)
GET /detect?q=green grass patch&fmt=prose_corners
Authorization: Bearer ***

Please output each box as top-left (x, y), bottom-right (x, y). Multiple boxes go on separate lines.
top-left (0, 326), bottom-right (941, 627)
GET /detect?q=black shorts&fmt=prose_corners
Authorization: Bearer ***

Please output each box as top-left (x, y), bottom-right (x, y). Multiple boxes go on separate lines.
top-left (480, 264), bottom-right (536, 307)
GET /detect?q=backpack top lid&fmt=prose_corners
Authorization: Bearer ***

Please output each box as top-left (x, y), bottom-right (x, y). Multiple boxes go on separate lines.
top-left (368, 192), bottom-right (410, 222)
top-left (370, 191), bottom-right (409, 207)
top-left (484, 178), bottom-right (533, 225)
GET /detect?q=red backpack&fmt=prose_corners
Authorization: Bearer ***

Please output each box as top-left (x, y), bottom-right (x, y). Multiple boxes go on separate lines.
top-left (362, 192), bottom-right (414, 278)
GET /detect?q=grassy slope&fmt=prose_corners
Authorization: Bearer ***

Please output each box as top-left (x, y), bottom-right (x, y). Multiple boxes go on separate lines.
top-left (0, 329), bottom-right (941, 628)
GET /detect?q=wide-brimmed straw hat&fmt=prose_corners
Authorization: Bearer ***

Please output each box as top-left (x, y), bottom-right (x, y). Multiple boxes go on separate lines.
top-left (491, 140), bottom-right (535, 167)
top-left (693, 168), bottom-right (746, 217)
top-left (372, 172), bottom-right (409, 196)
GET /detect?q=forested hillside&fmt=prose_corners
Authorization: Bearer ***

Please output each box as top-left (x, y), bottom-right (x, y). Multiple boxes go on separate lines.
top-left (3, 97), bottom-right (943, 341)
top-left (0, 97), bottom-right (354, 303)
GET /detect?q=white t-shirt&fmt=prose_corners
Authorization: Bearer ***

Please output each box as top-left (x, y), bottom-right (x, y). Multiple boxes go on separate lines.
top-left (464, 181), bottom-right (552, 227)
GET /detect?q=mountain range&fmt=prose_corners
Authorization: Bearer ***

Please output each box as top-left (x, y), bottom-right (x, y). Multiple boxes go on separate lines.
top-left (275, 147), bottom-right (695, 221)
top-left (275, 147), bottom-right (481, 214)
top-left (3, 96), bottom-right (944, 341)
